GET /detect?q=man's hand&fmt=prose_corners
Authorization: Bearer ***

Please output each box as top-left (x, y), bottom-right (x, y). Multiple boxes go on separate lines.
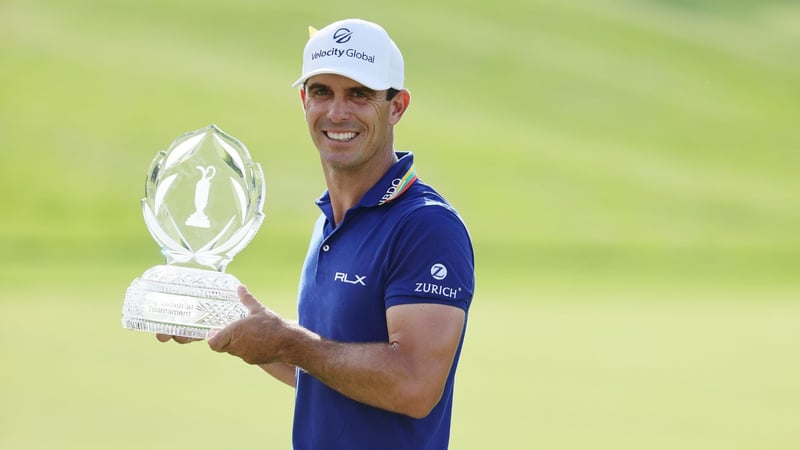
top-left (153, 286), bottom-right (274, 346)
top-left (207, 285), bottom-right (292, 365)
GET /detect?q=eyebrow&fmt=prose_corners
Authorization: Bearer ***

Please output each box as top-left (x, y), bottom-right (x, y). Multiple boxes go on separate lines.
top-left (305, 82), bottom-right (328, 92)
top-left (306, 82), bottom-right (379, 97)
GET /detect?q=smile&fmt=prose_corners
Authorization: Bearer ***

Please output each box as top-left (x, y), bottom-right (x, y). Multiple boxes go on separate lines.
top-left (325, 131), bottom-right (358, 142)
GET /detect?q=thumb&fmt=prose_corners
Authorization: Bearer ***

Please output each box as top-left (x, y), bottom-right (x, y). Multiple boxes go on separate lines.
top-left (238, 284), bottom-right (264, 315)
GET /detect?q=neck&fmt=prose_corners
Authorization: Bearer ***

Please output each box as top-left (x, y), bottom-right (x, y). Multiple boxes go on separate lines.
top-left (323, 150), bottom-right (398, 227)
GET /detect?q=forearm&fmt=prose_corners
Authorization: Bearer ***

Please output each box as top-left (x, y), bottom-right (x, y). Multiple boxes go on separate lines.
top-left (280, 325), bottom-right (440, 418)
top-left (259, 362), bottom-right (297, 388)
top-left (207, 289), bottom-right (462, 418)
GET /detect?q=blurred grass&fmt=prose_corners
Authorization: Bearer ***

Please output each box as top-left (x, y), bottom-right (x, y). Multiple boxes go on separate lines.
top-left (2, 285), bottom-right (798, 449)
top-left (1, 0), bottom-right (799, 448)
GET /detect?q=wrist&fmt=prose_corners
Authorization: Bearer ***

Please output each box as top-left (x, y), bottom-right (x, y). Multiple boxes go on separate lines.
top-left (277, 321), bottom-right (317, 368)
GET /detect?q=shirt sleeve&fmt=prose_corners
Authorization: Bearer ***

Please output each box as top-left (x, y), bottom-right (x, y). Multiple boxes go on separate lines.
top-left (384, 202), bottom-right (475, 311)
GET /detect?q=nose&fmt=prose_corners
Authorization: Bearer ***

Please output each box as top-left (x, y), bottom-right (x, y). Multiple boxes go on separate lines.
top-left (327, 96), bottom-right (350, 122)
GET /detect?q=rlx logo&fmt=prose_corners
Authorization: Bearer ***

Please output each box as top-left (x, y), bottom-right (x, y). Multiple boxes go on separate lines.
top-left (334, 272), bottom-right (366, 286)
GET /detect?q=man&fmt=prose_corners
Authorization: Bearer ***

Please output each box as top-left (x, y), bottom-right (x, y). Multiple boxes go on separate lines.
top-left (159, 18), bottom-right (474, 449)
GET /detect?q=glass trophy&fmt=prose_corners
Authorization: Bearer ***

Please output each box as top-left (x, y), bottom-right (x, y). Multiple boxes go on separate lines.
top-left (122, 124), bottom-right (265, 339)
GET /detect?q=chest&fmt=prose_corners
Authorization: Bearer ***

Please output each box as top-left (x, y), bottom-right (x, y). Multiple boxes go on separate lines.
top-left (297, 209), bottom-right (400, 341)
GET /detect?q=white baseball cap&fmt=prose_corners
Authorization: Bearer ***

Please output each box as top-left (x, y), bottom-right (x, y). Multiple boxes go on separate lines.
top-left (292, 19), bottom-right (404, 91)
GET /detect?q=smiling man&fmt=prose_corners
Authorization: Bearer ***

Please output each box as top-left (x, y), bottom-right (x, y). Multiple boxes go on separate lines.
top-left (159, 18), bottom-right (475, 450)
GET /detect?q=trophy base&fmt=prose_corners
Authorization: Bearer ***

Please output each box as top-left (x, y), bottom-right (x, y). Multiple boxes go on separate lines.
top-left (122, 265), bottom-right (248, 339)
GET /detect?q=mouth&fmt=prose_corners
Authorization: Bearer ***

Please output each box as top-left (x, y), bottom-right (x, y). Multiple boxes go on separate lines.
top-left (324, 131), bottom-right (359, 142)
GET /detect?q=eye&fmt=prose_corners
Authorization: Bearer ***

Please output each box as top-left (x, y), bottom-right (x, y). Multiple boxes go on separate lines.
top-left (350, 88), bottom-right (379, 101)
top-left (309, 86), bottom-right (331, 97)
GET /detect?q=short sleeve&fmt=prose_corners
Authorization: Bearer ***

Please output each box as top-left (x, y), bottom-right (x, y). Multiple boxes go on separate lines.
top-left (384, 202), bottom-right (475, 311)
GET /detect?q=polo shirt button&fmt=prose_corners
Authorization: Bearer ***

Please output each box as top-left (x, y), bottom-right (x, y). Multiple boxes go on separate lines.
top-left (322, 244), bottom-right (330, 252)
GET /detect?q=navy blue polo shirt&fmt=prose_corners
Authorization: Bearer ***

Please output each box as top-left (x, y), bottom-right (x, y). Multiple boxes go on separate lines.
top-left (293, 151), bottom-right (475, 450)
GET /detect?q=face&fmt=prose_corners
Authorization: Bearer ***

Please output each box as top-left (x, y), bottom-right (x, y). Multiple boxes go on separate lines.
top-left (301, 74), bottom-right (409, 173)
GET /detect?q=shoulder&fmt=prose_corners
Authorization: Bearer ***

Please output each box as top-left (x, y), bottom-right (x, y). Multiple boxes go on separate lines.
top-left (387, 181), bottom-right (473, 263)
top-left (384, 182), bottom-right (475, 309)
top-left (396, 180), bottom-right (460, 216)
top-left (394, 181), bottom-right (468, 234)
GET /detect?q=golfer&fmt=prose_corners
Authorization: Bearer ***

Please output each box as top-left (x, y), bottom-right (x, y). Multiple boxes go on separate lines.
top-left (160, 18), bottom-right (475, 450)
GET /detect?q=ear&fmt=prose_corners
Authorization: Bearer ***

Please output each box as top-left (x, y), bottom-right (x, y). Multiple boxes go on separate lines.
top-left (388, 90), bottom-right (411, 126)
top-left (299, 88), bottom-right (307, 110)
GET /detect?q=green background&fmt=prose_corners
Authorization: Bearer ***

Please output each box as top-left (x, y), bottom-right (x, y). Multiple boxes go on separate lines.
top-left (1, 0), bottom-right (798, 448)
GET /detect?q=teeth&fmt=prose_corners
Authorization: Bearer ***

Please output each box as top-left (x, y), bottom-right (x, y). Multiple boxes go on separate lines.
top-left (327, 131), bottom-right (357, 141)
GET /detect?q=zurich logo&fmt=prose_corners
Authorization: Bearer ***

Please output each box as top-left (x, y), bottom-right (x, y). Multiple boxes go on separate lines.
top-left (430, 263), bottom-right (448, 281)
top-left (333, 27), bottom-right (353, 44)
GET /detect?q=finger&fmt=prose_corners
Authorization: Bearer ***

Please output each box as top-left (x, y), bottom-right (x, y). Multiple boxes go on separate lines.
top-left (206, 328), bottom-right (220, 340)
top-left (238, 285), bottom-right (264, 314)
top-left (156, 333), bottom-right (199, 344)
top-left (207, 327), bottom-right (231, 352)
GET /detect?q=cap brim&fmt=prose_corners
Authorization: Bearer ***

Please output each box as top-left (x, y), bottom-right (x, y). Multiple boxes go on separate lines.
top-left (292, 67), bottom-right (395, 91)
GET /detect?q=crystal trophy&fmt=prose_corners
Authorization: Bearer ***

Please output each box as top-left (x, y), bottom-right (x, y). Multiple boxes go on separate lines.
top-left (122, 124), bottom-right (265, 339)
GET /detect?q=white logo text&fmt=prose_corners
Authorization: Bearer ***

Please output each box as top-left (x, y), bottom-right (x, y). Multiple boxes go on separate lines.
top-left (415, 282), bottom-right (459, 299)
top-left (334, 272), bottom-right (367, 286)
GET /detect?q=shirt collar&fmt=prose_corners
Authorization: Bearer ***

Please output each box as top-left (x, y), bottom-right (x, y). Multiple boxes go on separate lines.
top-left (362, 151), bottom-right (417, 207)
top-left (315, 151), bottom-right (418, 210)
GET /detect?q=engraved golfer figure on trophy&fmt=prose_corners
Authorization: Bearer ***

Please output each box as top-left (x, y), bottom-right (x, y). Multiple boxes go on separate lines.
top-left (186, 166), bottom-right (216, 229)
top-left (122, 124), bottom-right (265, 339)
